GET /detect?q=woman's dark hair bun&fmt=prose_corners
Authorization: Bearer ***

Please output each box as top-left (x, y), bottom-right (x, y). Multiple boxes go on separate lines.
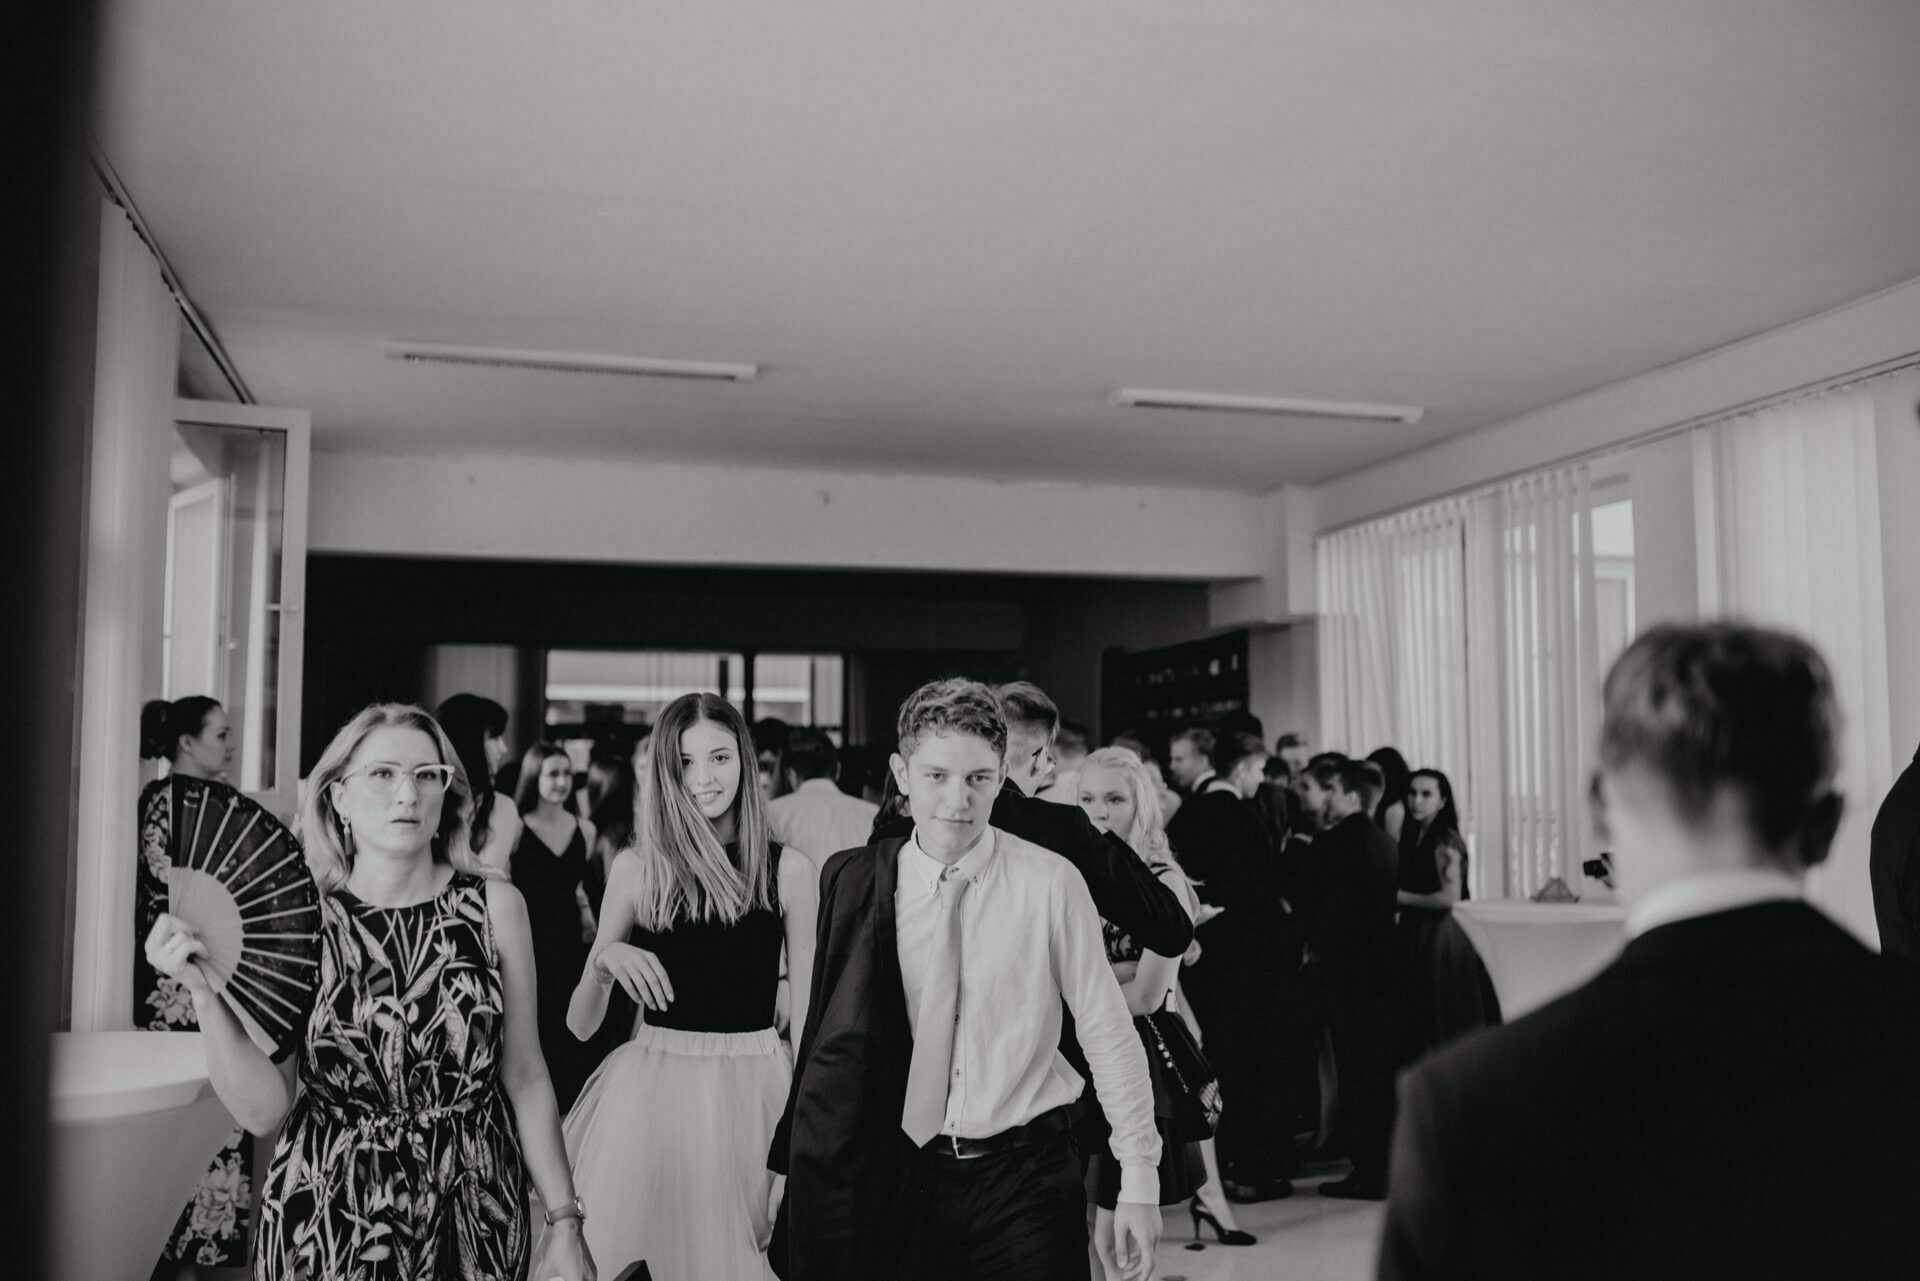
top-left (140, 696), bottom-right (222, 761)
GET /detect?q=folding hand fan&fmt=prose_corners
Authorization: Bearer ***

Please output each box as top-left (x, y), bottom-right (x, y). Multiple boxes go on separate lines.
top-left (164, 775), bottom-right (321, 1059)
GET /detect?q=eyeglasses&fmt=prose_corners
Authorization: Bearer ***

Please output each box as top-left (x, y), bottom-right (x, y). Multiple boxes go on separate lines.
top-left (340, 763), bottom-right (456, 796)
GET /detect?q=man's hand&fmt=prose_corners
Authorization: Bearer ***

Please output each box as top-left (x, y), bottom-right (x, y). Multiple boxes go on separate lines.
top-left (1094, 1202), bottom-right (1161, 1281)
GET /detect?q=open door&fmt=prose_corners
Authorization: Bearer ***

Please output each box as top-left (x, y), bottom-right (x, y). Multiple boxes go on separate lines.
top-left (170, 398), bottom-right (310, 817)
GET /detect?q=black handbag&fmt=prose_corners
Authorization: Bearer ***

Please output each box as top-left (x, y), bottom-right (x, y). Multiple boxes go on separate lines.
top-left (1141, 1003), bottom-right (1221, 1143)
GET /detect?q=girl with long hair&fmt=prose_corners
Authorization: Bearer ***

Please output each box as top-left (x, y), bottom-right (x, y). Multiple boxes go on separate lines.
top-left (145, 703), bottom-right (594, 1280)
top-left (436, 692), bottom-right (522, 869)
top-left (564, 693), bottom-right (818, 1280)
top-left (512, 741), bottom-right (598, 1111)
top-left (1076, 746), bottom-right (1239, 1264)
top-left (1395, 768), bottom-right (1500, 1064)
top-left (1367, 746), bottom-right (1412, 843)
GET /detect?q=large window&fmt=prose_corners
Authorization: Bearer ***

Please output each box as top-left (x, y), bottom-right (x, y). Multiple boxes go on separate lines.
top-left (751, 654), bottom-right (843, 735)
top-left (544, 650), bottom-right (844, 735)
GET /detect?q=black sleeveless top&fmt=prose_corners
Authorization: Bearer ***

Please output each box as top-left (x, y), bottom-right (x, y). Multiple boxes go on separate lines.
top-left (632, 841), bottom-right (785, 1033)
top-left (1399, 819), bottom-right (1470, 905)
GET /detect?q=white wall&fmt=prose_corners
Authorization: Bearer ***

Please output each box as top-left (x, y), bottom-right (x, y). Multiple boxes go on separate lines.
top-left (71, 203), bottom-right (180, 1032)
top-left (1315, 276), bottom-right (1920, 534)
top-left (310, 450), bottom-right (1265, 580)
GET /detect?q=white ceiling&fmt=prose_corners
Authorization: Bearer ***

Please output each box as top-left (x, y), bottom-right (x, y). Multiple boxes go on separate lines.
top-left (96, 1), bottom-right (1920, 492)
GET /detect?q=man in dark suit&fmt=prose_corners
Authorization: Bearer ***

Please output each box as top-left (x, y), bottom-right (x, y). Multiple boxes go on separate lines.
top-left (771, 680), bottom-right (1164, 1281)
top-left (1167, 730), bottom-right (1300, 1200)
top-left (1871, 742), bottom-right (1920, 960)
top-left (1379, 623), bottom-right (1920, 1280)
top-left (1305, 757), bottom-right (1400, 1200)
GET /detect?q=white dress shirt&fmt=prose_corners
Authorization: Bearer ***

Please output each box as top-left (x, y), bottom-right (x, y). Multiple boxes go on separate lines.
top-left (1625, 866), bottom-right (1805, 938)
top-left (896, 826), bottom-right (1163, 1204)
top-left (767, 777), bottom-right (880, 862)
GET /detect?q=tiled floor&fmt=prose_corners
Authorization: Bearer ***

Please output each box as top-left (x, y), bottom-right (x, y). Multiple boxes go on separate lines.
top-left (1144, 1165), bottom-right (1384, 1281)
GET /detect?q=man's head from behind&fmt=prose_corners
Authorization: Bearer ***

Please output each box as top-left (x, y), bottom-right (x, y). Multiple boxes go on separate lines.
top-left (1053, 719), bottom-right (1092, 770)
top-left (1593, 622), bottom-right (1842, 899)
top-left (993, 681), bottom-right (1058, 796)
top-left (782, 727), bottom-right (839, 792)
top-left (1168, 728), bottom-right (1216, 789)
top-left (893, 678), bottom-right (1009, 861)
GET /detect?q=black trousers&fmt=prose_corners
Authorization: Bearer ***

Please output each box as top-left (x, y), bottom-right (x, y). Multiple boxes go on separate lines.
top-left (1187, 953), bottom-right (1299, 1184)
top-left (1325, 950), bottom-right (1395, 1189)
top-left (903, 1132), bottom-right (1090, 1281)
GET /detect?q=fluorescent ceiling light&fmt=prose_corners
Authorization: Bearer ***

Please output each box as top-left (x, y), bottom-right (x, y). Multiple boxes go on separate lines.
top-left (384, 340), bottom-right (758, 382)
top-left (1112, 388), bottom-right (1423, 424)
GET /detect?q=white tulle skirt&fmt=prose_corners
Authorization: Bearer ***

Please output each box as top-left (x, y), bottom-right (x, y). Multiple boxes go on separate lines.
top-left (561, 1024), bottom-right (790, 1281)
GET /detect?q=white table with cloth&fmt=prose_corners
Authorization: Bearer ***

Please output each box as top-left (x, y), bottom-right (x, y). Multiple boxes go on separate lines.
top-left (1452, 900), bottom-right (1630, 1020)
top-left (48, 1030), bottom-right (240, 1281)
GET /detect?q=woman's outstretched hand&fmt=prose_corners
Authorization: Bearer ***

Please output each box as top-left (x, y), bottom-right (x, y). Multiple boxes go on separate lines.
top-left (591, 943), bottom-right (674, 1010)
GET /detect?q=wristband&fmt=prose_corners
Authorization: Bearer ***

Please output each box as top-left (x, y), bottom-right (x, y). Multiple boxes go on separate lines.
top-left (543, 1196), bottom-right (586, 1226)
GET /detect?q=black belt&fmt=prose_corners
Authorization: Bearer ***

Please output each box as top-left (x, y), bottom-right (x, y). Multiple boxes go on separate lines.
top-left (922, 1106), bottom-right (1073, 1161)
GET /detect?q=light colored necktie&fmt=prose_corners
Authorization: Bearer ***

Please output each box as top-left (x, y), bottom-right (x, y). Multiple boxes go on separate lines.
top-left (902, 868), bottom-right (970, 1146)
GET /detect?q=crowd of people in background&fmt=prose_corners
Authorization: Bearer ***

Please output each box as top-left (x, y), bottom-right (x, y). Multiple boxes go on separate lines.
top-left (136, 615), bottom-right (1920, 1280)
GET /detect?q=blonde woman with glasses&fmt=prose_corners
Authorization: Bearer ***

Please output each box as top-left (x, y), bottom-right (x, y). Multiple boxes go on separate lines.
top-left (143, 703), bottom-right (595, 1281)
top-left (564, 692), bottom-right (819, 1280)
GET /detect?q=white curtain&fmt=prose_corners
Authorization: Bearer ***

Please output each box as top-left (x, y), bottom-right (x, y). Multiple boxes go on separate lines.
top-left (1317, 499), bottom-right (1473, 841)
top-left (1693, 384), bottom-right (1893, 945)
top-left (1493, 463), bottom-right (1600, 898)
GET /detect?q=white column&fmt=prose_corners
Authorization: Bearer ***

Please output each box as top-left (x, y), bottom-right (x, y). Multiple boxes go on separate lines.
top-left (69, 201), bottom-right (178, 1031)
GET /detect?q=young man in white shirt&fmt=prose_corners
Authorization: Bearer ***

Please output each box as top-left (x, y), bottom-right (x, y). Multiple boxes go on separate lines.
top-left (772, 678), bottom-right (1163, 1281)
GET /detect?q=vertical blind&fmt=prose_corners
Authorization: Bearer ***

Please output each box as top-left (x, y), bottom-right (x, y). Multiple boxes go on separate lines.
top-left (1317, 499), bottom-right (1476, 884)
top-left (1318, 462), bottom-right (1603, 899)
top-left (1494, 463), bottom-right (1600, 897)
top-left (1693, 379), bottom-right (1898, 943)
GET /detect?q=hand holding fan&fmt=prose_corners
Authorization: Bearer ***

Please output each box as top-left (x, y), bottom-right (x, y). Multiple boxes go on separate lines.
top-left (164, 775), bottom-right (321, 1059)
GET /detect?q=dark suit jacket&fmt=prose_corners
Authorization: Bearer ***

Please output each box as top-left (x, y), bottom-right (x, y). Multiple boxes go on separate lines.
top-left (1167, 784), bottom-right (1286, 979)
top-left (1309, 811), bottom-right (1399, 975)
top-left (767, 838), bottom-right (916, 1281)
top-left (1379, 901), bottom-right (1920, 1281)
top-left (1871, 748), bottom-right (1920, 960)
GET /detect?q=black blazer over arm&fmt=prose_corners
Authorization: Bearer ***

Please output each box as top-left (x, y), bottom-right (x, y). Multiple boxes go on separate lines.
top-left (767, 840), bottom-right (916, 1281)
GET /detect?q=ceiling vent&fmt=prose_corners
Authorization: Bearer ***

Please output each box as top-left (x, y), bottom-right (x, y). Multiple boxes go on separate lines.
top-left (1112, 388), bottom-right (1423, 424)
top-left (384, 340), bottom-right (759, 383)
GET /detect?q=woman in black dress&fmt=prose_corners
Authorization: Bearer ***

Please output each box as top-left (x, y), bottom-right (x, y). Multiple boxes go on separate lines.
top-left (145, 702), bottom-right (594, 1280)
top-left (134, 696), bottom-right (252, 1273)
top-left (511, 741), bottom-right (597, 1111)
top-left (1395, 768), bottom-right (1501, 1065)
top-left (581, 755), bottom-right (640, 1072)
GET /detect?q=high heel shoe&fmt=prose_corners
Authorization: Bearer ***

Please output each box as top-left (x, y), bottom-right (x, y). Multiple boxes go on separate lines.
top-left (1189, 1196), bottom-right (1257, 1246)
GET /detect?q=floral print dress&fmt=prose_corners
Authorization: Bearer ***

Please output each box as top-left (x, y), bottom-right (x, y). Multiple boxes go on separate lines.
top-left (253, 871), bottom-right (529, 1280)
top-left (134, 776), bottom-right (255, 1266)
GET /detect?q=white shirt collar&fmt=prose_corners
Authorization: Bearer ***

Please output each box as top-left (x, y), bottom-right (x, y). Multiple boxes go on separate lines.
top-left (903, 824), bottom-right (997, 892)
top-left (794, 777), bottom-right (843, 795)
top-left (1624, 866), bottom-right (1805, 938)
